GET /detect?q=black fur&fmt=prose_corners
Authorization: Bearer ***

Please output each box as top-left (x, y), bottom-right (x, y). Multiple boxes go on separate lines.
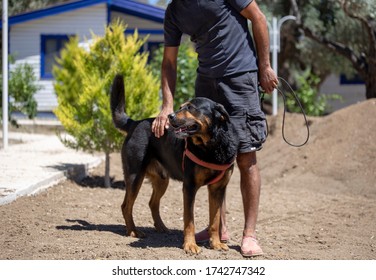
top-left (111, 74), bottom-right (239, 254)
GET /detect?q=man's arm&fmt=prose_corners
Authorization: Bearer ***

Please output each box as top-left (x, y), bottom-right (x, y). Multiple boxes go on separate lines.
top-left (240, 1), bottom-right (278, 93)
top-left (151, 46), bottom-right (179, 138)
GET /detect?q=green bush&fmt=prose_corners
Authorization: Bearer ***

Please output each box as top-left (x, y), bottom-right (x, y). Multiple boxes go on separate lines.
top-left (149, 40), bottom-right (198, 110)
top-left (286, 69), bottom-right (341, 116)
top-left (53, 21), bottom-right (160, 187)
top-left (1, 57), bottom-right (40, 127)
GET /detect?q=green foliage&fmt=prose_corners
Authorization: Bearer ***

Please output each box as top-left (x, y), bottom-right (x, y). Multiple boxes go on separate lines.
top-left (1, 57), bottom-right (40, 127)
top-left (149, 40), bottom-right (198, 110)
top-left (286, 69), bottom-right (341, 116)
top-left (53, 21), bottom-right (160, 155)
top-left (296, 0), bottom-right (369, 77)
top-left (259, 0), bottom-right (376, 99)
top-left (4, 0), bottom-right (71, 16)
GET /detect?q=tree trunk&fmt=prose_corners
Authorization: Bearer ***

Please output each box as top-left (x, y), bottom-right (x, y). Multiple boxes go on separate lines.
top-left (104, 151), bottom-right (111, 188)
top-left (365, 72), bottom-right (376, 99)
top-left (366, 52), bottom-right (376, 99)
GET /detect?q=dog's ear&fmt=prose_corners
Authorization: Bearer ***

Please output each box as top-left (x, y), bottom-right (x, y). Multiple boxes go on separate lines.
top-left (214, 103), bottom-right (230, 122)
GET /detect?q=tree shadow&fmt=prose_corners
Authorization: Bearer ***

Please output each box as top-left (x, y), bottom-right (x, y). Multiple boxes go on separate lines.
top-left (47, 163), bottom-right (89, 181)
top-left (78, 176), bottom-right (125, 189)
top-left (56, 219), bottom-right (125, 236)
top-left (47, 163), bottom-right (125, 189)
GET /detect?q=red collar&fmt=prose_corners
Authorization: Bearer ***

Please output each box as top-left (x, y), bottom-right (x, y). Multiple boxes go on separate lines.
top-left (182, 140), bottom-right (235, 185)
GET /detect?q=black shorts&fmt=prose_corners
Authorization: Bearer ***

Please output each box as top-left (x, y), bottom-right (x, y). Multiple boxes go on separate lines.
top-left (195, 71), bottom-right (267, 153)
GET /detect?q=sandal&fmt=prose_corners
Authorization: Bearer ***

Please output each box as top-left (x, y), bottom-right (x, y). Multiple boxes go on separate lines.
top-left (241, 236), bottom-right (264, 257)
top-left (195, 228), bottom-right (230, 243)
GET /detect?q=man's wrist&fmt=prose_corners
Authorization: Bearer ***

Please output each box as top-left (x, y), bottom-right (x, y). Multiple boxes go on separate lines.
top-left (258, 63), bottom-right (272, 71)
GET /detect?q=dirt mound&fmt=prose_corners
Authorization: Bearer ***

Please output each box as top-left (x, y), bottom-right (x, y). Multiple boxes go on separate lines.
top-left (261, 98), bottom-right (376, 198)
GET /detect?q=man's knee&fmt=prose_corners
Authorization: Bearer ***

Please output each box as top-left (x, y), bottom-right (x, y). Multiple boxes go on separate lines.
top-left (236, 152), bottom-right (257, 171)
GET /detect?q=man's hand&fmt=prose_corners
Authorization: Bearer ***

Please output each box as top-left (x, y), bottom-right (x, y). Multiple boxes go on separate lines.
top-left (152, 107), bottom-right (173, 138)
top-left (259, 66), bottom-right (278, 94)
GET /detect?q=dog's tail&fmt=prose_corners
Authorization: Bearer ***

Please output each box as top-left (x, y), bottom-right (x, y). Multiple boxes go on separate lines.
top-left (110, 74), bottom-right (133, 133)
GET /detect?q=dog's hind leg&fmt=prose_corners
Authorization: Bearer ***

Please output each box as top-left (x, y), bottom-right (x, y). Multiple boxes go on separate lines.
top-left (147, 160), bottom-right (169, 233)
top-left (121, 172), bottom-right (146, 238)
top-left (149, 175), bottom-right (169, 233)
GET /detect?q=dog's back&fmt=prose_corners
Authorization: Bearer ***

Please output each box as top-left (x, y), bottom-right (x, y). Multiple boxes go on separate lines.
top-left (110, 74), bottom-right (184, 180)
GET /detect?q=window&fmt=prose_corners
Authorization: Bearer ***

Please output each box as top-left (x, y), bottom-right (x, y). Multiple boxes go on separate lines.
top-left (139, 41), bottom-right (163, 63)
top-left (147, 42), bottom-right (162, 55)
top-left (340, 74), bottom-right (364, 85)
top-left (41, 35), bottom-right (71, 79)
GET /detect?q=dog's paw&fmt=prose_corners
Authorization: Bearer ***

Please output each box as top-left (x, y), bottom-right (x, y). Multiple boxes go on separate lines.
top-left (183, 242), bottom-right (201, 254)
top-left (211, 241), bottom-right (229, 251)
top-left (127, 229), bottom-right (146, 238)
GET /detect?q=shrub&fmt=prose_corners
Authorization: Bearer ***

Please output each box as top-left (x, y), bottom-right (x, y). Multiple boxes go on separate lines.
top-left (286, 69), bottom-right (341, 116)
top-left (149, 40), bottom-right (198, 110)
top-left (1, 57), bottom-right (40, 127)
top-left (53, 21), bottom-right (160, 187)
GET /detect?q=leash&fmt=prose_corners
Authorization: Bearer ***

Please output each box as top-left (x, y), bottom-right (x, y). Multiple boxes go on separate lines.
top-left (260, 77), bottom-right (310, 147)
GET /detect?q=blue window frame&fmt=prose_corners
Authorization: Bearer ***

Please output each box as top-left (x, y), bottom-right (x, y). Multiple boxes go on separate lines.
top-left (340, 74), bottom-right (365, 85)
top-left (147, 42), bottom-right (162, 63)
top-left (41, 34), bottom-right (71, 79)
top-left (139, 41), bottom-right (163, 63)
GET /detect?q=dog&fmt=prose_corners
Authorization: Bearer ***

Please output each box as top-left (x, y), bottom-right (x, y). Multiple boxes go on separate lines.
top-left (110, 74), bottom-right (238, 254)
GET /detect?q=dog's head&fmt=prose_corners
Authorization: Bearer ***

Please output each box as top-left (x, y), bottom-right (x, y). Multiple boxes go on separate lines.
top-left (168, 97), bottom-right (230, 144)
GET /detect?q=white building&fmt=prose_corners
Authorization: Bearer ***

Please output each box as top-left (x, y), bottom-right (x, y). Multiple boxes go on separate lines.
top-left (2, 0), bottom-right (165, 112)
top-left (320, 74), bottom-right (366, 113)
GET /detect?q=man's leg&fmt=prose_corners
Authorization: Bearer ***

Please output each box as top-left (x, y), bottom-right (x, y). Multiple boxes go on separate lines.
top-left (236, 151), bottom-right (263, 256)
top-left (195, 191), bottom-right (229, 243)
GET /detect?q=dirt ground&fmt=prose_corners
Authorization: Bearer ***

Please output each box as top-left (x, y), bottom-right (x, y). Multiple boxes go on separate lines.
top-left (1, 99), bottom-right (375, 260)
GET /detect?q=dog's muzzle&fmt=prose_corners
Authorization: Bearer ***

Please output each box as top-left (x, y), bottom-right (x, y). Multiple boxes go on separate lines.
top-left (168, 113), bottom-right (199, 138)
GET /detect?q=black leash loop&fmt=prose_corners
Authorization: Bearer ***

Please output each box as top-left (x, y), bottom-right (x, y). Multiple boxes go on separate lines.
top-left (260, 77), bottom-right (310, 147)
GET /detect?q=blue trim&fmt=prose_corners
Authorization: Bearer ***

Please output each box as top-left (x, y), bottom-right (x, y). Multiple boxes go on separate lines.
top-left (137, 41), bottom-right (163, 64)
top-left (125, 29), bottom-right (164, 35)
top-left (340, 74), bottom-right (365, 85)
top-left (147, 41), bottom-right (163, 63)
top-left (1, 0), bottom-right (165, 29)
top-left (106, 1), bottom-right (111, 25)
top-left (40, 34), bottom-right (71, 79)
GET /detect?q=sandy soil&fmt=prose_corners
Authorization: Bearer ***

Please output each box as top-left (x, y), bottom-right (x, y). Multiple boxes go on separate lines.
top-left (1, 99), bottom-right (375, 260)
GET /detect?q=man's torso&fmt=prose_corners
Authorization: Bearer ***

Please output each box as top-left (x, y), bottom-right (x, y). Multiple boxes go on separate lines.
top-left (164, 0), bottom-right (258, 78)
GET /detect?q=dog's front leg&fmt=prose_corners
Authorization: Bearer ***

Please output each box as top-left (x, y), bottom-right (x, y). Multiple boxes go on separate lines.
top-left (182, 183), bottom-right (201, 254)
top-left (208, 185), bottom-right (229, 251)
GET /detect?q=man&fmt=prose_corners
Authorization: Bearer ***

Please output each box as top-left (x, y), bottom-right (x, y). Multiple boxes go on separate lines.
top-left (152, 0), bottom-right (278, 257)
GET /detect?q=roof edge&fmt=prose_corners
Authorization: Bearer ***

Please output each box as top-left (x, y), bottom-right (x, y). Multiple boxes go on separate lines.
top-left (1, 0), bottom-right (165, 29)
top-left (6, 0), bottom-right (106, 26)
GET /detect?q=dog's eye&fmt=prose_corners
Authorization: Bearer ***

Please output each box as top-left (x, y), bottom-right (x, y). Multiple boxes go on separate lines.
top-left (186, 104), bottom-right (195, 111)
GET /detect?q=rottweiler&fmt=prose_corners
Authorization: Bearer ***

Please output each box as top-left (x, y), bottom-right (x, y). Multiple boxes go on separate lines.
top-left (110, 74), bottom-right (238, 254)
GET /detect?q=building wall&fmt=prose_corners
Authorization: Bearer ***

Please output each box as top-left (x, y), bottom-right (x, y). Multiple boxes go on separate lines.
top-left (110, 11), bottom-right (164, 47)
top-left (10, 4), bottom-right (107, 60)
top-left (111, 11), bottom-right (163, 32)
top-left (9, 4), bottom-right (165, 112)
top-left (320, 74), bottom-right (366, 113)
top-left (10, 4), bottom-right (108, 112)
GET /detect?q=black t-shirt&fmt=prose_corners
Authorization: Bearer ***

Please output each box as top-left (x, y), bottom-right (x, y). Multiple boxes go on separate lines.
top-left (164, 0), bottom-right (258, 78)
